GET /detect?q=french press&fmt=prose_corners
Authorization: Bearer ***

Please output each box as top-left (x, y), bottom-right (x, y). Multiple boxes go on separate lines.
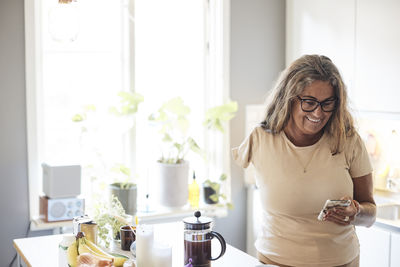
top-left (183, 211), bottom-right (226, 267)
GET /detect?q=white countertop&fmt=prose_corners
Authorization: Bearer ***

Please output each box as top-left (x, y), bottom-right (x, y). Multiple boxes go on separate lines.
top-left (14, 222), bottom-right (262, 267)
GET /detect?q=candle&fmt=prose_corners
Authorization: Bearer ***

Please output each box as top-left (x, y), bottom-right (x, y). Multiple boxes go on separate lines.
top-left (152, 242), bottom-right (172, 267)
top-left (136, 224), bottom-right (154, 267)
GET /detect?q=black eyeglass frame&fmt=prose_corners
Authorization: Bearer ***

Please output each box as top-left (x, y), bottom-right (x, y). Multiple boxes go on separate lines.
top-left (297, 96), bottom-right (338, 112)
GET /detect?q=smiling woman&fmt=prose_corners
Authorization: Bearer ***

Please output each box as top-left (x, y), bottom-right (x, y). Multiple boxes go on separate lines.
top-left (233, 55), bottom-right (376, 267)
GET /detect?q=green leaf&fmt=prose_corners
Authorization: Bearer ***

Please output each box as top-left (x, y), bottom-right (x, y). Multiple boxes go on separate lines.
top-left (173, 142), bottom-right (183, 153)
top-left (72, 114), bottom-right (85, 122)
top-left (176, 117), bottom-right (190, 134)
top-left (209, 194), bottom-right (219, 202)
top-left (72, 104), bottom-right (96, 122)
top-left (204, 101), bottom-right (238, 132)
top-left (187, 137), bottom-right (205, 158)
top-left (162, 133), bottom-right (173, 142)
top-left (203, 179), bottom-right (214, 187)
top-left (226, 202), bottom-right (234, 210)
top-left (211, 183), bottom-right (220, 192)
top-left (162, 97), bottom-right (191, 116)
top-left (111, 164), bottom-right (131, 177)
top-left (110, 91), bottom-right (144, 116)
top-left (84, 104), bottom-right (96, 112)
top-left (219, 173), bottom-right (227, 181)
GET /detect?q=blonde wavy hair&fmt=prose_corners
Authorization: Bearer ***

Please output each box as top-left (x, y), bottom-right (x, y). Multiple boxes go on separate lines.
top-left (261, 54), bottom-right (355, 155)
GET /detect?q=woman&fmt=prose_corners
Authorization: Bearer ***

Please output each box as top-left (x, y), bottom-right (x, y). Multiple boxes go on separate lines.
top-left (232, 55), bottom-right (376, 267)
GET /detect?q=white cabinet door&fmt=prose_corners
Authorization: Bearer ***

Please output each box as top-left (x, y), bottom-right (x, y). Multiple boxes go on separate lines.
top-left (286, 0), bottom-right (356, 95)
top-left (356, 226), bottom-right (390, 267)
top-left (391, 232), bottom-right (400, 267)
top-left (354, 0), bottom-right (400, 112)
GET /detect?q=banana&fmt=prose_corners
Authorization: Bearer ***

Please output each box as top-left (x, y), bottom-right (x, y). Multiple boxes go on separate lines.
top-left (77, 236), bottom-right (114, 262)
top-left (84, 237), bottom-right (114, 258)
top-left (75, 232), bottom-right (128, 267)
top-left (84, 237), bottom-right (127, 267)
top-left (67, 240), bottom-right (78, 267)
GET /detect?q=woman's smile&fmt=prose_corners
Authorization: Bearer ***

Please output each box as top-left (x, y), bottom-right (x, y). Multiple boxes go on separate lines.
top-left (305, 115), bottom-right (322, 123)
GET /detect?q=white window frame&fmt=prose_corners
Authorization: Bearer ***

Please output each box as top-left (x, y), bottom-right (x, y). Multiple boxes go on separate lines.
top-left (24, 0), bottom-right (231, 223)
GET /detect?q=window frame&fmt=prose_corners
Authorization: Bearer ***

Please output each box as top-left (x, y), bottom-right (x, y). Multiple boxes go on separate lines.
top-left (24, 0), bottom-right (231, 223)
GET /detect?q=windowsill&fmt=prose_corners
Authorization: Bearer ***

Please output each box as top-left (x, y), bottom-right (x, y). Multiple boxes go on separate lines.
top-left (137, 204), bottom-right (228, 224)
top-left (30, 204), bottom-right (228, 231)
top-left (31, 218), bottom-right (73, 231)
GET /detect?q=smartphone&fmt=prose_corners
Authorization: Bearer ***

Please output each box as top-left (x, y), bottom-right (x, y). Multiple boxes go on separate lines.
top-left (317, 199), bottom-right (351, 221)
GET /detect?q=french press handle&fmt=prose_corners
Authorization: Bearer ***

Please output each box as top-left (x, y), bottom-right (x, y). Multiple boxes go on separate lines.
top-left (208, 231), bottom-right (226, 261)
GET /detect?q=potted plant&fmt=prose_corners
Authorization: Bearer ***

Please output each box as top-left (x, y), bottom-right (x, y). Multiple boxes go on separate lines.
top-left (203, 173), bottom-right (231, 208)
top-left (108, 164), bottom-right (137, 215)
top-left (148, 97), bottom-right (204, 208)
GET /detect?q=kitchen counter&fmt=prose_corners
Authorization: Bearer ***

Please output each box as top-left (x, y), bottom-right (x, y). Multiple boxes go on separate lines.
top-left (13, 222), bottom-right (263, 267)
top-left (373, 190), bottom-right (400, 233)
top-left (374, 218), bottom-right (400, 233)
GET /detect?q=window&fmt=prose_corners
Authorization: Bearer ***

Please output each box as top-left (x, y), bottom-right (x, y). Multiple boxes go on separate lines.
top-left (25, 0), bottom-right (231, 220)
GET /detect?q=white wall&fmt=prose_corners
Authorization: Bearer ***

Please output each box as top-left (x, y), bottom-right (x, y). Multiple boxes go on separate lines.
top-left (0, 1), bottom-right (63, 266)
top-left (214, 0), bottom-right (285, 251)
top-left (0, 0), bottom-right (31, 265)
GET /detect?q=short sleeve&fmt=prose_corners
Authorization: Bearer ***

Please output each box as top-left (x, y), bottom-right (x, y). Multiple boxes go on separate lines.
top-left (347, 133), bottom-right (373, 178)
top-left (232, 127), bottom-right (259, 168)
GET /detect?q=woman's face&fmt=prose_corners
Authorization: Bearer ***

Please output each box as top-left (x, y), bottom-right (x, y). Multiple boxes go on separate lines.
top-left (289, 80), bottom-right (336, 137)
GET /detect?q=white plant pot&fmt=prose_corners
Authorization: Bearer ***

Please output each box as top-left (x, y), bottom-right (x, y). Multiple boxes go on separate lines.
top-left (155, 161), bottom-right (189, 208)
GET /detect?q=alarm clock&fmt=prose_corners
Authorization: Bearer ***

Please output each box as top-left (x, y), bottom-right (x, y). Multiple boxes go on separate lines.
top-left (39, 195), bottom-right (85, 222)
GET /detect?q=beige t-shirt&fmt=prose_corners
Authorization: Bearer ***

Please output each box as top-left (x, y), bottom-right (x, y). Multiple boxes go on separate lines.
top-left (232, 126), bottom-right (372, 267)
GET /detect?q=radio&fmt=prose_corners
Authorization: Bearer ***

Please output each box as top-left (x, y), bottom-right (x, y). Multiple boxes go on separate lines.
top-left (39, 195), bottom-right (85, 222)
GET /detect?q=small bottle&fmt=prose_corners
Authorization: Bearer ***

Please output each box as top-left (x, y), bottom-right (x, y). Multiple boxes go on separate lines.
top-left (188, 171), bottom-right (200, 208)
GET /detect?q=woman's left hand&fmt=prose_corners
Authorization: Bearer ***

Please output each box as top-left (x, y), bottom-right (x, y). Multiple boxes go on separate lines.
top-left (323, 196), bottom-right (359, 225)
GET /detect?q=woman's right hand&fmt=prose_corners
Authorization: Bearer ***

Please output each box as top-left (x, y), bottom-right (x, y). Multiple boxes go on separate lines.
top-left (323, 196), bottom-right (359, 225)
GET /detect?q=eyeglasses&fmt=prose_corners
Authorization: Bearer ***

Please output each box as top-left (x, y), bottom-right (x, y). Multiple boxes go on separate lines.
top-left (297, 96), bottom-right (337, 112)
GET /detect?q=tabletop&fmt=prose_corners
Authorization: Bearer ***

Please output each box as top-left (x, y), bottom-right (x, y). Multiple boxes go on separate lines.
top-left (13, 222), bottom-right (264, 267)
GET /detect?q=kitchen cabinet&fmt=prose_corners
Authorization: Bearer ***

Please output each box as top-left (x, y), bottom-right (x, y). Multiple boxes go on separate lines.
top-left (286, 0), bottom-right (400, 112)
top-left (286, 0), bottom-right (356, 97)
top-left (356, 226), bottom-right (390, 267)
top-left (357, 224), bottom-right (400, 267)
top-left (354, 0), bottom-right (400, 112)
top-left (391, 232), bottom-right (400, 267)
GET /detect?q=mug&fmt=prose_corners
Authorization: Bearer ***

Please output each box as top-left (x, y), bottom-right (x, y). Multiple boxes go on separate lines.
top-left (120, 225), bottom-right (136, 251)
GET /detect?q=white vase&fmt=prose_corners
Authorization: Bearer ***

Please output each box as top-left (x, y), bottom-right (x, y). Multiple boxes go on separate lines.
top-left (155, 161), bottom-right (189, 208)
